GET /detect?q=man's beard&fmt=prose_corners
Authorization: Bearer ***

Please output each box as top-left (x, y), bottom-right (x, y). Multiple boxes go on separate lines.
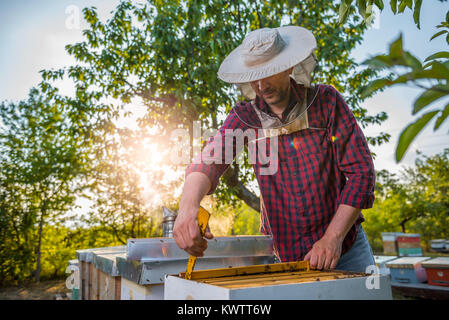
top-left (262, 86), bottom-right (289, 105)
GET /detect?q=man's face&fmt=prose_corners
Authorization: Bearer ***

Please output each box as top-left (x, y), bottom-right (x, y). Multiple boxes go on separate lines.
top-left (249, 68), bottom-right (292, 105)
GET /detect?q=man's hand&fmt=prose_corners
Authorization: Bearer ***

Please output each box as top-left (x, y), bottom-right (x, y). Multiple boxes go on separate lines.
top-left (173, 172), bottom-right (214, 257)
top-left (173, 204), bottom-right (214, 257)
top-left (304, 204), bottom-right (362, 270)
top-left (304, 233), bottom-right (343, 270)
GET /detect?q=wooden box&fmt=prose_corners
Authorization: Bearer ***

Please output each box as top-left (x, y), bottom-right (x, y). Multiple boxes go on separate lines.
top-left (386, 257), bottom-right (430, 284)
top-left (381, 232), bottom-right (404, 255)
top-left (430, 239), bottom-right (446, 252)
top-left (164, 261), bottom-right (392, 300)
top-left (76, 246), bottom-right (126, 300)
top-left (374, 255), bottom-right (398, 275)
top-left (120, 278), bottom-right (164, 300)
top-left (397, 234), bottom-right (422, 257)
top-left (422, 257), bottom-right (449, 287)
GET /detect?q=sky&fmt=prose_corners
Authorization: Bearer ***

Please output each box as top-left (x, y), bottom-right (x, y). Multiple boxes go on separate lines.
top-left (0, 0), bottom-right (448, 178)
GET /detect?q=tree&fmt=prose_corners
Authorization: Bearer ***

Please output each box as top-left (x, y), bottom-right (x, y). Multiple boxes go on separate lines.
top-left (363, 149), bottom-right (449, 252)
top-left (41, 0), bottom-right (388, 212)
top-left (0, 179), bottom-right (35, 285)
top-left (84, 127), bottom-right (165, 243)
top-left (338, 0), bottom-right (449, 161)
top-left (0, 88), bottom-right (88, 282)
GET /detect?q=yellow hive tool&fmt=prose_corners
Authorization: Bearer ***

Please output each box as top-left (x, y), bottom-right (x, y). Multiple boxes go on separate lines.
top-left (185, 206), bottom-right (211, 280)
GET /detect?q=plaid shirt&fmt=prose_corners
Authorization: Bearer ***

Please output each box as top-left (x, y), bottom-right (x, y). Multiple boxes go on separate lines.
top-left (186, 79), bottom-right (375, 262)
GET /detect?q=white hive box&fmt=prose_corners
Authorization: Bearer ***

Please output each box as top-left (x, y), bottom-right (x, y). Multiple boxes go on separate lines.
top-left (120, 277), bottom-right (164, 300)
top-left (430, 239), bottom-right (446, 251)
top-left (164, 261), bottom-right (392, 300)
top-left (117, 235), bottom-right (276, 300)
top-left (374, 255), bottom-right (398, 275)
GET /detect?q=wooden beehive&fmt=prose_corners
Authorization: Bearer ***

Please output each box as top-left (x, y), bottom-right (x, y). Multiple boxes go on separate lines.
top-left (386, 256), bottom-right (430, 284)
top-left (397, 234), bottom-right (423, 257)
top-left (422, 257), bottom-right (449, 287)
top-left (165, 261), bottom-right (393, 300)
top-left (76, 246), bottom-right (126, 300)
top-left (381, 232), bottom-right (405, 255)
top-left (178, 261), bottom-right (363, 288)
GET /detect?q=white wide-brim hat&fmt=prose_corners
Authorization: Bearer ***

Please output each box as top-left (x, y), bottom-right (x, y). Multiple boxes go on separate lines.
top-left (217, 26), bottom-right (318, 100)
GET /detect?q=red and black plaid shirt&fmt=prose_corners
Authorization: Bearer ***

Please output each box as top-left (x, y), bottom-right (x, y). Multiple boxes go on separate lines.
top-left (186, 79), bottom-right (375, 262)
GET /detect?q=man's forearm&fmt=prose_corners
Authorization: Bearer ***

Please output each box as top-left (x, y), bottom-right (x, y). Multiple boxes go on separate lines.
top-left (179, 172), bottom-right (212, 210)
top-left (324, 204), bottom-right (361, 242)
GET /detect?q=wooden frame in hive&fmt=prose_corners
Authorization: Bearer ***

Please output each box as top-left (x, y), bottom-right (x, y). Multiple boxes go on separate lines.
top-left (166, 261), bottom-right (393, 300)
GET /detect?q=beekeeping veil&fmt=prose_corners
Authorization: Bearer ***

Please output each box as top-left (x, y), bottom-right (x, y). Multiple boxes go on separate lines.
top-left (217, 26), bottom-right (319, 136)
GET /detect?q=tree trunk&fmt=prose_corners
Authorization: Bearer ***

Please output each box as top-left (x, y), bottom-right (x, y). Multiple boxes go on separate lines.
top-left (223, 164), bottom-right (260, 212)
top-left (35, 211), bottom-right (45, 282)
top-left (190, 112), bottom-right (260, 212)
top-left (399, 217), bottom-right (411, 233)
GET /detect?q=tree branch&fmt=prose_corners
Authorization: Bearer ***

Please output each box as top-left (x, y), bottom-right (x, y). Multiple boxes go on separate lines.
top-left (138, 90), bottom-right (178, 107)
top-left (233, 0), bottom-right (242, 33)
top-left (253, 1), bottom-right (263, 28)
top-left (222, 164), bottom-right (260, 212)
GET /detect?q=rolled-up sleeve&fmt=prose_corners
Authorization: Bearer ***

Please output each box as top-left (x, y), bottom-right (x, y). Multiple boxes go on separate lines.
top-left (327, 86), bottom-right (375, 209)
top-left (185, 107), bottom-right (246, 195)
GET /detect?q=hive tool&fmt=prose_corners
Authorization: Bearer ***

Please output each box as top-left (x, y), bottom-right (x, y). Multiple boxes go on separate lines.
top-left (184, 206), bottom-right (210, 280)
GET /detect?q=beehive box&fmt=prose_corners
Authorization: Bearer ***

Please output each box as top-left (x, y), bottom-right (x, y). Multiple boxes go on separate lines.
top-left (422, 257), bottom-right (449, 287)
top-left (164, 261), bottom-right (392, 300)
top-left (381, 232), bottom-right (404, 255)
top-left (397, 234), bottom-right (422, 257)
top-left (117, 235), bottom-right (276, 300)
top-left (386, 257), bottom-right (430, 284)
top-left (120, 278), bottom-right (164, 300)
top-left (374, 255), bottom-right (398, 275)
top-left (66, 259), bottom-right (80, 300)
top-left (74, 236), bottom-right (276, 300)
top-left (92, 251), bottom-right (124, 300)
top-left (430, 239), bottom-right (446, 252)
top-left (76, 246), bottom-right (126, 300)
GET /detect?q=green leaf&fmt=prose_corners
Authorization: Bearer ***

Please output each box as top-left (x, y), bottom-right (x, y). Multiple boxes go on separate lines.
top-left (398, 0), bottom-right (407, 13)
top-left (362, 55), bottom-right (394, 69)
top-left (396, 110), bottom-right (439, 162)
top-left (406, 0), bottom-right (413, 9)
top-left (357, 0), bottom-right (367, 17)
top-left (338, 2), bottom-right (351, 24)
top-left (428, 61), bottom-right (449, 79)
top-left (360, 78), bottom-right (393, 98)
top-left (430, 30), bottom-right (448, 41)
top-left (390, 0), bottom-right (398, 14)
top-left (403, 51), bottom-right (423, 69)
top-left (434, 102), bottom-right (449, 130)
top-left (389, 34), bottom-right (403, 58)
top-left (413, 0), bottom-right (422, 29)
top-left (413, 84), bottom-right (449, 114)
top-left (424, 51), bottom-right (449, 62)
top-left (374, 0), bottom-right (384, 10)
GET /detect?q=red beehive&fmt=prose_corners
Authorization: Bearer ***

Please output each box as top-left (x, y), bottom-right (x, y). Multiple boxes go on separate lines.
top-left (397, 234), bottom-right (422, 256)
top-left (421, 257), bottom-right (449, 287)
